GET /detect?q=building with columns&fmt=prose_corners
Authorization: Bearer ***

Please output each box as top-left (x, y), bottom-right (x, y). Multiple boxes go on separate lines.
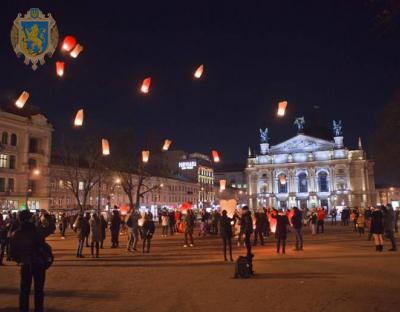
top-left (246, 119), bottom-right (375, 211)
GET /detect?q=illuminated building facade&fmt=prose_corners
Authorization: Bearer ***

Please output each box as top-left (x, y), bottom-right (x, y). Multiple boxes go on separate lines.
top-left (246, 120), bottom-right (375, 211)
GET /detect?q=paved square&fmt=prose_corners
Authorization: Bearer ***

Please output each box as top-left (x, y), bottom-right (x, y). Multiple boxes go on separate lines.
top-left (1, 225), bottom-right (399, 312)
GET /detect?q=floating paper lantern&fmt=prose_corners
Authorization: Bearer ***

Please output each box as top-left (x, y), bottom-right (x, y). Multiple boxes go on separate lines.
top-left (194, 64), bottom-right (204, 79)
top-left (279, 175), bottom-right (287, 185)
top-left (142, 150), bottom-right (150, 163)
top-left (212, 150), bottom-right (220, 163)
top-left (119, 204), bottom-right (129, 216)
top-left (162, 139), bottom-right (172, 151)
top-left (180, 202), bottom-right (192, 214)
top-left (70, 44), bottom-right (84, 58)
top-left (74, 109), bottom-right (84, 127)
top-left (141, 77), bottom-right (151, 93)
top-left (269, 211), bottom-right (277, 233)
top-left (219, 179), bottom-right (226, 191)
top-left (220, 199), bottom-right (237, 218)
top-left (102, 139), bottom-right (110, 156)
top-left (62, 35), bottom-right (77, 52)
top-left (277, 101), bottom-right (288, 117)
top-left (56, 61), bottom-right (64, 77)
top-left (15, 91), bottom-right (29, 108)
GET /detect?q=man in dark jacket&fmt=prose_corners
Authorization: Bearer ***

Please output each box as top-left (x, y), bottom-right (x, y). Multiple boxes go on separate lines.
top-left (74, 214), bottom-right (89, 258)
top-left (253, 210), bottom-right (266, 246)
top-left (383, 205), bottom-right (397, 251)
top-left (110, 209), bottom-right (121, 248)
top-left (240, 206), bottom-right (253, 257)
top-left (291, 207), bottom-right (303, 251)
top-left (219, 210), bottom-right (233, 261)
top-left (10, 209), bottom-right (52, 312)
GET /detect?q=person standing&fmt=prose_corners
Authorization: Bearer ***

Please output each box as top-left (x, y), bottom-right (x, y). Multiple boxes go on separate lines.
top-left (142, 213), bottom-right (155, 253)
top-left (291, 207), bottom-right (303, 251)
top-left (356, 209), bottom-right (365, 236)
top-left (161, 212), bottom-right (169, 237)
top-left (183, 210), bottom-right (196, 247)
top-left (253, 209), bottom-right (265, 246)
top-left (110, 209), bottom-right (121, 248)
top-left (395, 206), bottom-right (399, 233)
top-left (330, 207), bottom-right (337, 226)
top-left (84, 212), bottom-right (91, 247)
top-left (383, 204), bottom-right (397, 251)
top-left (219, 210), bottom-right (233, 261)
top-left (275, 209), bottom-right (289, 254)
top-left (168, 210), bottom-right (176, 236)
top-left (89, 214), bottom-right (102, 258)
top-left (126, 209), bottom-right (141, 251)
top-left (240, 206), bottom-right (253, 257)
top-left (0, 214), bottom-right (7, 265)
top-left (99, 214), bottom-right (107, 249)
top-left (370, 207), bottom-right (384, 252)
top-left (10, 210), bottom-right (52, 312)
top-left (316, 208), bottom-right (326, 234)
top-left (74, 214), bottom-right (89, 258)
top-left (309, 210), bottom-right (317, 235)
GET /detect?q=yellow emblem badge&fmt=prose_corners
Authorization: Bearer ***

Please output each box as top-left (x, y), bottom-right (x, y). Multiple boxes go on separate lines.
top-left (10, 8), bottom-right (59, 70)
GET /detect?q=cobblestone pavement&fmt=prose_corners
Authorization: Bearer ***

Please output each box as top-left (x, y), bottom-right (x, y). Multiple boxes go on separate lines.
top-left (0, 225), bottom-right (399, 312)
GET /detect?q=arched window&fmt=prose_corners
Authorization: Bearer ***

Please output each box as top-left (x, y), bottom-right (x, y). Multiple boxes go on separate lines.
top-left (318, 171), bottom-right (329, 192)
top-left (298, 173), bottom-right (308, 193)
top-left (10, 133), bottom-right (17, 146)
top-left (277, 174), bottom-right (287, 193)
top-left (1, 132), bottom-right (8, 145)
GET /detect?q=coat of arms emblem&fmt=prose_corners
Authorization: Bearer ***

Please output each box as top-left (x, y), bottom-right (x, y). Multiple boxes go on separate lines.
top-left (10, 8), bottom-right (59, 70)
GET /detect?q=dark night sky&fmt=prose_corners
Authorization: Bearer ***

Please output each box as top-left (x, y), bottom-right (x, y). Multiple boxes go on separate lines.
top-left (1, 1), bottom-right (399, 168)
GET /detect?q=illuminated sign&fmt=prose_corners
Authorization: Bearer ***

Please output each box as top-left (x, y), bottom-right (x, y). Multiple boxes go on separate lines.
top-left (179, 161), bottom-right (197, 170)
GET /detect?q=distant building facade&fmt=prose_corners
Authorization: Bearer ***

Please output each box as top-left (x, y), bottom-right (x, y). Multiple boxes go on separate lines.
top-left (246, 121), bottom-right (376, 211)
top-left (0, 105), bottom-right (53, 211)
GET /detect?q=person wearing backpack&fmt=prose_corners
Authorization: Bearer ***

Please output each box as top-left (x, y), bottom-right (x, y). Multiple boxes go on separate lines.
top-left (10, 209), bottom-right (52, 312)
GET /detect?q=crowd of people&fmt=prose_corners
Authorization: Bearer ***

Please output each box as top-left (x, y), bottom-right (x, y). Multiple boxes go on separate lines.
top-left (0, 203), bottom-right (398, 311)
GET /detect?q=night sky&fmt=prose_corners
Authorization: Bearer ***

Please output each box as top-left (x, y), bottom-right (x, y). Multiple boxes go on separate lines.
top-left (1, 1), bottom-right (399, 171)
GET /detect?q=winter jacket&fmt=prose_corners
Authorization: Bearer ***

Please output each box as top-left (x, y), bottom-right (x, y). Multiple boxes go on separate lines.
top-left (275, 213), bottom-right (289, 239)
top-left (383, 206), bottom-right (396, 231)
top-left (143, 220), bottom-right (155, 238)
top-left (370, 210), bottom-right (384, 234)
top-left (184, 213), bottom-right (196, 234)
top-left (110, 214), bottom-right (121, 232)
top-left (356, 214), bottom-right (365, 227)
top-left (89, 218), bottom-right (102, 242)
top-left (291, 209), bottom-right (303, 229)
top-left (240, 211), bottom-right (253, 235)
top-left (161, 215), bottom-right (169, 226)
top-left (74, 217), bottom-right (90, 240)
top-left (219, 215), bottom-right (233, 239)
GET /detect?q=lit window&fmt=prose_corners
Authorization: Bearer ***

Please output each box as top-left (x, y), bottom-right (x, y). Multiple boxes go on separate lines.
top-left (0, 155), bottom-right (8, 168)
top-left (79, 181), bottom-right (84, 190)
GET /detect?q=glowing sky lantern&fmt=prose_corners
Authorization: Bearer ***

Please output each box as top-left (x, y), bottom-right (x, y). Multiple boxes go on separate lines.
top-left (194, 64), bottom-right (204, 79)
top-left (62, 35), bottom-right (77, 52)
top-left (220, 199), bottom-right (237, 218)
top-left (102, 139), bottom-right (110, 156)
top-left (180, 202), bottom-right (192, 214)
top-left (219, 179), bottom-right (226, 191)
top-left (70, 44), bottom-right (84, 58)
top-left (162, 139), bottom-right (172, 151)
top-left (212, 150), bottom-right (220, 163)
top-left (74, 109), bottom-right (84, 127)
top-left (15, 91), bottom-right (29, 108)
top-left (269, 211), bottom-right (277, 233)
top-left (140, 77), bottom-right (151, 93)
top-left (277, 100), bottom-right (288, 117)
top-left (142, 150), bottom-right (150, 163)
top-left (119, 204), bottom-right (129, 216)
top-left (56, 61), bottom-right (64, 77)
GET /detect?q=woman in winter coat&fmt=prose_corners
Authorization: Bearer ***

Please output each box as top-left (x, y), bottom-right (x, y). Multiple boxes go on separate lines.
top-left (370, 207), bottom-right (384, 252)
top-left (90, 214), bottom-right (102, 258)
top-left (219, 210), bottom-right (233, 261)
top-left (99, 215), bottom-right (107, 249)
top-left (275, 209), bottom-right (289, 254)
top-left (110, 209), bottom-right (121, 248)
top-left (161, 212), bottom-right (169, 237)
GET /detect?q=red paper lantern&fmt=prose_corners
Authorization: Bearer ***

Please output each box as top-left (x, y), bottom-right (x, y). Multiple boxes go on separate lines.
top-left (119, 204), bottom-right (129, 216)
top-left (62, 35), bottom-right (77, 52)
top-left (212, 150), bottom-right (220, 163)
top-left (140, 77), bottom-right (151, 93)
top-left (56, 61), bottom-right (64, 77)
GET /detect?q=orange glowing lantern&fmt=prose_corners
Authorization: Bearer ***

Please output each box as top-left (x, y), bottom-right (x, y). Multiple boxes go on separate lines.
top-left (277, 101), bottom-right (288, 117)
top-left (162, 139), bottom-right (172, 151)
top-left (142, 150), bottom-right (150, 163)
top-left (70, 44), bottom-right (84, 58)
top-left (15, 91), bottom-right (29, 108)
top-left (180, 202), bottom-right (192, 214)
top-left (219, 179), bottom-right (226, 191)
top-left (62, 35), bottom-right (77, 52)
top-left (212, 150), bottom-right (220, 163)
top-left (140, 77), bottom-right (151, 93)
top-left (119, 204), bottom-right (129, 216)
top-left (194, 64), bottom-right (204, 79)
top-left (74, 109), bottom-right (84, 127)
top-left (269, 211), bottom-right (277, 233)
top-left (102, 139), bottom-right (110, 156)
top-left (56, 61), bottom-right (64, 77)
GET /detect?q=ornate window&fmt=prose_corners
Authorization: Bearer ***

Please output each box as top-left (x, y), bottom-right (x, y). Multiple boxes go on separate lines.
top-left (277, 174), bottom-right (287, 193)
top-left (10, 134), bottom-right (17, 146)
top-left (1, 132), bottom-right (8, 145)
top-left (318, 171), bottom-right (329, 192)
top-left (298, 172), bottom-right (308, 193)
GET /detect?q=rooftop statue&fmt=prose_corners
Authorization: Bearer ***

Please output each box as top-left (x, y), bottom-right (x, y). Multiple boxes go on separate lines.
top-left (259, 128), bottom-right (269, 143)
top-left (294, 117), bottom-right (305, 133)
top-left (333, 120), bottom-right (343, 137)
